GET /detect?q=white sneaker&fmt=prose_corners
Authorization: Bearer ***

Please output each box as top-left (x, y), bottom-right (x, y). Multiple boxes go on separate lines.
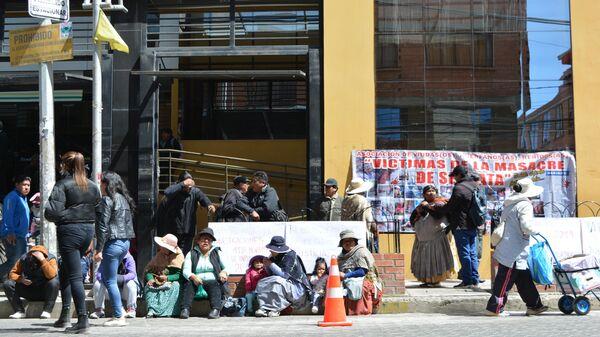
top-left (254, 309), bottom-right (267, 317)
top-left (124, 308), bottom-right (136, 318)
top-left (103, 317), bottom-right (128, 327)
top-left (9, 311), bottom-right (26, 319)
top-left (311, 306), bottom-right (319, 314)
top-left (40, 311), bottom-right (52, 319)
top-left (267, 311), bottom-right (280, 317)
top-left (485, 310), bottom-right (509, 317)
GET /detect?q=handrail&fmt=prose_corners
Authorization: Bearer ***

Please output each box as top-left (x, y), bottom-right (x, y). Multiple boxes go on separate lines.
top-left (158, 149), bottom-right (306, 170)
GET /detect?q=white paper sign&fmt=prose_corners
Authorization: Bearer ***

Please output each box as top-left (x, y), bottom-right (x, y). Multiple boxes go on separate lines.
top-left (29, 0), bottom-right (70, 21)
top-left (580, 217), bottom-right (600, 257)
top-left (209, 221), bottom-right (367, 274)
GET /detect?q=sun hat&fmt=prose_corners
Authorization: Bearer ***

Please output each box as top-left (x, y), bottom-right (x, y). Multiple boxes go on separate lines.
top-left (154, 234), bottom-right (181, 254)
top-left (265, 236), bottom-right (290, 253)
top-left (345, 178), bottom-right (374, 195)
top-left (338, 229), bottom-right (361, 247)
top-left (195, 227), bottom-right (217, 242)
top-left (507, 177), bottom-right (544, 200)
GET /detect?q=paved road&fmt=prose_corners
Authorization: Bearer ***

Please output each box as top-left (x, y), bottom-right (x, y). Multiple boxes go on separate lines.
top-left (0, 311), bottom-right (597, 336)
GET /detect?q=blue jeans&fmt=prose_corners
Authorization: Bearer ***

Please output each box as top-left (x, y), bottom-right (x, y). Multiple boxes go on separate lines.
top-left (0, 236), bottom-right (28, 281)
top-left (453, 228), bottom-right (480, 285)
top-left (100, 239), bottom-right (130, 318)
top-left (245, 291), bottom-right (257, 315)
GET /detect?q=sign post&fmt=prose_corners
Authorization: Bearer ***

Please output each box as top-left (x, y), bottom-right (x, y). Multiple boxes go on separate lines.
top-left (92, 0), bottom-right (102, 184)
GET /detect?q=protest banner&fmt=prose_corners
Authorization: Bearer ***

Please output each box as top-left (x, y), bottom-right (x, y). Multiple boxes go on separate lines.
top-left (209, 221), bottom-right (366, 274)
top-left (352, 150), bottom-right (576, 232)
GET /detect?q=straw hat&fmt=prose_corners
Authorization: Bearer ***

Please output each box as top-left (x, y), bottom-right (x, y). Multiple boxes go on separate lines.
top-left (345, 178), bottom-right (374, 195)
top-left (154, 234), bottom-right (181, 254)
top-left (507, 178), bottom-right (544, 200)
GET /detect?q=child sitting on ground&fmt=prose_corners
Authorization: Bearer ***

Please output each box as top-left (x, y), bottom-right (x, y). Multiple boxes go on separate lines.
top-left (309, 257), bottom-right (329, 314)
top-left (244, 255), bottom-right (268, 315)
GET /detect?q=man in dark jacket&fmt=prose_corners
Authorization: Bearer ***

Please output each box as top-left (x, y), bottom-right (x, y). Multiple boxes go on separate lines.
top-left (3, 245), bottom-right (59, 319)
top-left (217, 176), bottom-right (250, 222)
top-left (236, 171), bottom-right (280, 221)
top-left (157, 172), bottom-right (215, 254)
top-left (311, 178), bottom-right (342, 221)
top-left (428, 165), bottom-right (481, 288)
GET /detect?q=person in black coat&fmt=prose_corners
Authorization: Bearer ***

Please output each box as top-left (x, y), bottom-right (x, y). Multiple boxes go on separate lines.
top-left (217, 176), bottom-right (250, 222)
top-left (157, 172), bottom-right (215, 254)
top-left (235, 171), bottom-right (280, 221)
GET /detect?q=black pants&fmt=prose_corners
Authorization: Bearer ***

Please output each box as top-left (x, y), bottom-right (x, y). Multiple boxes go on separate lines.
top-left (486, 263), bottom-right (543, 313)
top-left (181, 280), bottom-right (224, 311)
top-left (57, 223), bottom-right (94, 317)
top-left (175, 233), bottom-right (194, 256)
top-left (3, 278), bottom-right (60, 313)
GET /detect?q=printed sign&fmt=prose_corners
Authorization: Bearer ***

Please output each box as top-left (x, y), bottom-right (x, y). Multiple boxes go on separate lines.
top-left (29, 0), bottom-right (70, 21)
top-left (9, 23), bottom-right (73, 67)
top-left (209, 221), bottom-right (366, 274)
top-left (352, 150), bottom-right (577, 232)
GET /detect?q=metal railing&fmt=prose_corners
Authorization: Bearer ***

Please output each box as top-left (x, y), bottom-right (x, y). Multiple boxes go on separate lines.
top-left (157, 149), bottom-right (307, 218)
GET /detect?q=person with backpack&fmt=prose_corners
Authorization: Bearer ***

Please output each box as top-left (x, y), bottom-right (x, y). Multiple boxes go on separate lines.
top-left (236, 171), bottom-right (285, 222)
top-left (426, 165), bottom-right (485, 289)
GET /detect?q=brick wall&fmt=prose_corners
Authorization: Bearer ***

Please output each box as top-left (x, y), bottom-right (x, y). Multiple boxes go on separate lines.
top-left (225, 253), bottom-right (406, 297)
top-left (373, 253), bottom-right (406, 295)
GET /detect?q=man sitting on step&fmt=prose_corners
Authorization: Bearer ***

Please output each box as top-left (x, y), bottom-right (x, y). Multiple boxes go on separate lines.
top-left (3, 245), bottom-right (59, 319)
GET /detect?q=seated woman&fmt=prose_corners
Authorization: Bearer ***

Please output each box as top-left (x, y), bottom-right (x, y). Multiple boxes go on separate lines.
top-left (410, 185), bottom-right (454, 287)
top-left (338, 229), bottom-right (382, 315)
top-left (254, 236), bottom-right (311, 317)
top-left (180, 228), bottom-right (229, 319)
top-left (144, 234), bottom-right (185, 318)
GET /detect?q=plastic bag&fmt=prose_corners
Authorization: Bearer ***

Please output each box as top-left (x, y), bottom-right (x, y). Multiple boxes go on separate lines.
top-left (528, 241), bottom-right (554, 285)
top-left (194, 285), bottom-right (208, 300)
top-left (220, 297), bottom-right (247, 317)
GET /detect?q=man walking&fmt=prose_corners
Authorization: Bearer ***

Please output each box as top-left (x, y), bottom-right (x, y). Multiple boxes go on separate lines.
top-left (0, 175), bottom-right (31, 281)
top-left (311, 178), bottom-right (342, 221)
top-left (158, 172), bottom-right (215, 254)
top-left (3, 244), bottom-right (59, 319)
top-left (428, 166), bottom-right (481, 288)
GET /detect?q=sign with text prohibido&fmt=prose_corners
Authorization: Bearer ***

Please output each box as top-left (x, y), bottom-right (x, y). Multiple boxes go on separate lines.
top-left (9, 22), bottom-right (73, 67)
top-left (29, 0), bottom-right (70, 22)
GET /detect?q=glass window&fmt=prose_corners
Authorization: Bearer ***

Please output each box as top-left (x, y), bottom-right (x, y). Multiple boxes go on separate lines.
top-left (375, 0), bottom-right (574, 153)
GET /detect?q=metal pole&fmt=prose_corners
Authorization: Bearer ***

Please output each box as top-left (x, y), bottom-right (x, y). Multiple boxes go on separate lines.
top-left (229, 0), bottom-right (235, 47)
top-left (39, 19), bottom-right (56, 255)
top-left (92, 0), bottom-right (102, 184)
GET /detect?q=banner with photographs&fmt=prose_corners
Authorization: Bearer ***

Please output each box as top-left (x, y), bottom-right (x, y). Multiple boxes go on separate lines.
top-left (351, 150), bottom-right (576, 233)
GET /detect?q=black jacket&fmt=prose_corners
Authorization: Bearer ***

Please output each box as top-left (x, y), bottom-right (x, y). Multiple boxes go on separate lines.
top-left (431, 178), bottom-right (479, 231)
top-left (218, 189), bottom-right (248, 222)
top-left (311, 194), bottom-right (342, 221)
top-left (45, 176), bottom-right (101, 225)
top-left (271, 250), bottom-right (311, 291)
top-left (95, 193), bottom-right (136, 251)
top-left (236, 185), bottom-right (280, 221)
top-left (157, 182), bottom-right (212, 236)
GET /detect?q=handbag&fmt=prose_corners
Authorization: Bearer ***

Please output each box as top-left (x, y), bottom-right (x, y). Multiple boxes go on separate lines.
top-left (528, 238), bottom-right (554, 285)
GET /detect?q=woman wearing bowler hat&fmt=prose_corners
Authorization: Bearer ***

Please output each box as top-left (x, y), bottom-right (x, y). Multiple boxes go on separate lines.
top-left (254, 236), bottom-right (311, 317)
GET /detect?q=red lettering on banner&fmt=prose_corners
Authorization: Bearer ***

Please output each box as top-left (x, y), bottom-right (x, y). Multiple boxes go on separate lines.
top-left (537, 161), bottom-right (546, 170)
top-left (389, 159), bottom-right (398, 169)
top-left (508, 163), bottom-right (517, 171)
top-left (427, 160), bottom-right (436, 169)
top-left (437, 160), bottom-right (446, 169)
top-left (416, 171), bottom-right (425, 184)
top-left (427, 171), bottom-right (434, 183)
top-left (415, 160), bottom-right (426, 169)
top-left (481, 162), bottom-right (489, 170)
top-left (439, 172), bottom-right (449, 184)
top-left (495, 162), bottom-right (507, 171)
top-left (558, 161), bottom-right (565, 169)
top-left (548, 161), bottom-right (556, 170)
top-left (518, 162), bottom-right (527, 170)
top-left (528, 162), bottom-right (536, 170)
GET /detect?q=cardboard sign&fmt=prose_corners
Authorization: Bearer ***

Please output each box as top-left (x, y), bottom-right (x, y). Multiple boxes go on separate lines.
top-left (9, 22), bottom-right (73, 67)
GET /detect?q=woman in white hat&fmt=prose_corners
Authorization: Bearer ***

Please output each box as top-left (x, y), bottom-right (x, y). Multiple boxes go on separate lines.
top-left (341, 179), bottom-right (377, 251)
top-left (485, 178), bottom-right (548, 317)
top-left (143, 234), bottom-right (185, 317)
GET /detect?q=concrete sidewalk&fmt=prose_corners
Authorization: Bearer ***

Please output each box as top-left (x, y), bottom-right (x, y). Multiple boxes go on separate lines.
top-left (0, 279), bottom-right (597, 318)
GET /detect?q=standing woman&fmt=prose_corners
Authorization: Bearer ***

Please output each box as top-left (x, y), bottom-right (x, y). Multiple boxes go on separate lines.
top-left (94, 171), bottom-right (136, 326)
top-left (45, 151), bottom-right (101, 333)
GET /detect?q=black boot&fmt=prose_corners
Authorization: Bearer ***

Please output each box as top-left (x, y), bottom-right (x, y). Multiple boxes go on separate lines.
top-left (65, 315), bottom-right (89, 334)
top-left (179, 308), bottom-right (190, 319)
top-left (53, 307), bottom-right (71, 328)
top-left (207, 308), bottom-right (220, 319)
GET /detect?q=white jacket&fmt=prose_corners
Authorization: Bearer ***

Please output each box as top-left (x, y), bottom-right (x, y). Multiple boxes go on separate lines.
top-left (493, 196), bottom-right (537, 270)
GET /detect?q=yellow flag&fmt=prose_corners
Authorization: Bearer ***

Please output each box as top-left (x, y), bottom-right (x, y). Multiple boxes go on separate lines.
top-left (93, 10), bottom-right (129, 53)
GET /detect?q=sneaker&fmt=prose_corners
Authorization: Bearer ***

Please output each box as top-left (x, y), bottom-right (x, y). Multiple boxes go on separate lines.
top-left (146, 310), bottom-right (156, 318)
top-left (125, 308), bottom-right (137, 318)
top-left (453, 282), bottom-right (470, 289)
top-left (254, 309), bottom-right (267, 317)
top-left (40, 311), bottom-right (52, 319)
top-left (311, 306), bottom-right (319, 314)
top-left (485, 310), bottom-right (510, 317)
top-left (89, 311), bottom-right (105, 319)
top-left (469, 284), bottom-right (481, 290)
top-left (179, 308), bottom-right (190, 319)
top-left (526, 305), bottom-right (549, 316)
top-left (267, 311), bottom-right (280, 317)
top-left (103, 317), bottom-right (128, 327)
top-left (9, 311), bottom-right (26, 319)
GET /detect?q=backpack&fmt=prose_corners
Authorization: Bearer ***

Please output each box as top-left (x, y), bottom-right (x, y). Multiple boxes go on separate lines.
top-left (269, 201), bottom-right (289, 222)
top-left (468, 185), bottom-right (487, 228)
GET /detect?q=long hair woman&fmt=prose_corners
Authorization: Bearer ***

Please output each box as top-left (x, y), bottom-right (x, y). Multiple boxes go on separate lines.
top-left (94, 171), bottom-right (136, 326)
top-left (45, 151), bottom-right (101, 333)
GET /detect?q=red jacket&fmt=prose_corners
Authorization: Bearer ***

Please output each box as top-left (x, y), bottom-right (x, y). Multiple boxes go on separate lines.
top-left (244, 267), bottom-right (268, 292)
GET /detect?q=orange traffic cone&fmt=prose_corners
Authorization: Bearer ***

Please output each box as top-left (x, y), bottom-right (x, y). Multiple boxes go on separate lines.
top-left (318, 256), bottom-right (352, 327)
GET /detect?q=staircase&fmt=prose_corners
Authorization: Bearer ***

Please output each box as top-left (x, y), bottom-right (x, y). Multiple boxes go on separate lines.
top-left (157, 149), bottom-right (307, 219)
